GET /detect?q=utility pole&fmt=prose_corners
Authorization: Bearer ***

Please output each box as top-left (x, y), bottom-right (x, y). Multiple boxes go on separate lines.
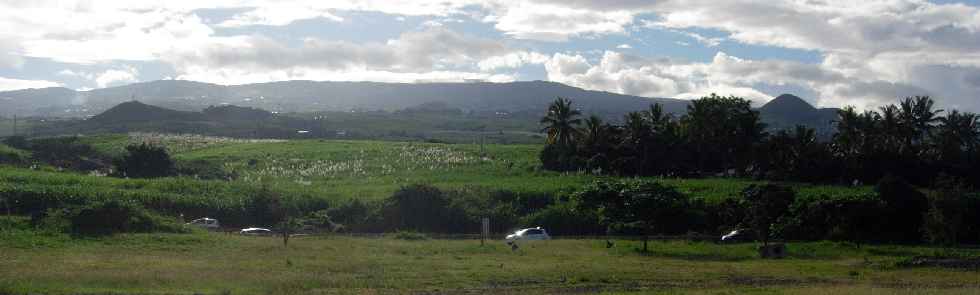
top-left (11, 114), bottom-right (16, 136)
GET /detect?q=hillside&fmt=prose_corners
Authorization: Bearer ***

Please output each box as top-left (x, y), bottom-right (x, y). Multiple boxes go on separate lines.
top-left (89, 101), bottom-right (205, 123)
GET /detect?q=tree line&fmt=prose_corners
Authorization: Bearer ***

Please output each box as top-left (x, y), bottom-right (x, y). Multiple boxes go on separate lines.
top-left (540, 94), bottom-right (980, 187)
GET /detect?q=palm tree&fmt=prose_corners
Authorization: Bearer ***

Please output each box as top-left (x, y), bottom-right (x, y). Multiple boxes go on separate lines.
top-left (879, 104), bottom-right (903, 153)
top-left (579, 115), bottom-right (611, 172)
top-left (540, 97), bottom-right (582, 148)
top-left (622, 111), bottom-right (651, 175)
top-left (899, 96), bottom-right (943, 151)
top-left (934, 110), bottom-right (980, 163)
top-left (579, 115), bottom-right (607, 148)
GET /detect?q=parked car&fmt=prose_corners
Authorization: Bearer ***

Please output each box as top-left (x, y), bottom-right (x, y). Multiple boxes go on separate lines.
top-left (239, 227), bottom-right (273, 236)
top-left (186, 218), bottom-right (220, 230)
top-left (505, 227), bottom-right (551, 242)
top-left (720, 229), bottom-right (755, 243)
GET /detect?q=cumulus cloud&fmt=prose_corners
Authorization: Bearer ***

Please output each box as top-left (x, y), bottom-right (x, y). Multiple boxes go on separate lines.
top-left (643, 0), bottom-right (980, 109)
top-left (0, 77), bottom-right (62, 91)
top-left (3, 0), bottom-right (980, 111)
top-left (218, 5), bottom-right (343, 27)
top-left (164, 28), bottom-right (526, 85)
top-left (168, 28), bottom-right (512, 73)
top-left (95, 67), bottom-right (139, 88)
top-left (477, 51), bottom-right (550, 71)
top-left (542, 50), bottom-right (931, 109)
top-left (56, 67), bottom-right (140, 88)
top-left (488, 2), bottom-right (634, 41)
top-left (0, 39), bottom-right (24, 69)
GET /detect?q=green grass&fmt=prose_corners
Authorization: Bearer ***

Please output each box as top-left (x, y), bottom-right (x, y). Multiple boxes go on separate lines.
top-left (0, 143), bottom-right (29, 158)
top-left (0, 227), bottom-right (978, 294)
top-left (0, 135), bottom-right (874, 218)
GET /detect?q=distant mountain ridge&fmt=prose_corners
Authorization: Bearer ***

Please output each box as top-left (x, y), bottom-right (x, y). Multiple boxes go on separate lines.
top-left (2, 79), bottom-right (842, 136)
top-left (0, 80), bottom-right (688, 119)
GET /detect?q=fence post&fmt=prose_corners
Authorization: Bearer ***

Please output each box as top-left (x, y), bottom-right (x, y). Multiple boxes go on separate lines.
top-left (481, 217), bottom-right (489, 246)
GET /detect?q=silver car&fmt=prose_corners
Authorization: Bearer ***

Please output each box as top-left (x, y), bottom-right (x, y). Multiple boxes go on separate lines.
top-left (239, 227), bottom-right (273, 236)
top-left (505, 227), bottom-right (551, 241)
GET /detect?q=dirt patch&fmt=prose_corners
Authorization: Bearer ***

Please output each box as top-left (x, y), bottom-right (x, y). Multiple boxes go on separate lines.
top-left (725, 275), bottom-right (836, 287)
top-left (898, 256), bottom-right (980, 270)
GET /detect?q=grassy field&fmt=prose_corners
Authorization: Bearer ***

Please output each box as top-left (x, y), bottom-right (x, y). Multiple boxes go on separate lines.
top-left (0, 224), bottom-right (978, 294)
top-left (61, 133), bottom-right (873, 203)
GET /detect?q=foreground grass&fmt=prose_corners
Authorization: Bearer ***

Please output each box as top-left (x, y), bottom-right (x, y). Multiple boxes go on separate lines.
top-left (0, 229), bottom-right (978, 294)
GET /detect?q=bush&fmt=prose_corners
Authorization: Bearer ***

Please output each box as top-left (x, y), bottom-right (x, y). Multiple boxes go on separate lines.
top-left (742, 184), bottom-right (795, 246)
top-left (876, 175), bottom-right (928, 242)
top-left (114, 143), bottom-right (175, 178)
top-left (521, 202), bottom-right (603, 236)
top-left (176, 159), bottom-right (236, 180)
top-left (780, 195), bottom-right (883, 244)
top-left (923, 177), bottom-right (970, 246)
top-left (391, 230), bottom-right (429, 240)
top-left (572, 179), bottom-right (698, 237)
top-left (381, 184), bottom-right (457, 233)
top-left (45, 200), bottom-right (189, 236)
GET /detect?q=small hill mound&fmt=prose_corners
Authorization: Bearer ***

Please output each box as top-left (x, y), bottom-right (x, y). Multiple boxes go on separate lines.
top-left (89, 101), bottom-right (203, 124)
top-left (759, 94), bottom-right (839, 139)
top-left (760, 94), bottom-right (815, 114)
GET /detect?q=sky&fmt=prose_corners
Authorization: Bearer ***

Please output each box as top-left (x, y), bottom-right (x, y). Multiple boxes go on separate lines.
top-left (3, 0), bottom-right (980, 111)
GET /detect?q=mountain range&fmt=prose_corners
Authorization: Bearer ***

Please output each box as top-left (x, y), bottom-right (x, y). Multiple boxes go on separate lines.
top-left (0, 80), bottom-right (839, 135)
top-left (0, 80), bottom-right (688, 119)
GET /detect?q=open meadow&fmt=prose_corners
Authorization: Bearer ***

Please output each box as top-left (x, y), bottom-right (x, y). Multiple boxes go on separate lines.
top-left (1, 220), bottom-right (979, 295)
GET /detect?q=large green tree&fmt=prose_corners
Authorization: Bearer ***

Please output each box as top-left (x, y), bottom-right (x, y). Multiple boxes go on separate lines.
top-left (681, 94), bottom-right (765, 175)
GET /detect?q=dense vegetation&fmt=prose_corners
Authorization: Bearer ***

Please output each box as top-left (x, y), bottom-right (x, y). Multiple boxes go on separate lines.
top-left (541, 95), bottom-right (980, 187)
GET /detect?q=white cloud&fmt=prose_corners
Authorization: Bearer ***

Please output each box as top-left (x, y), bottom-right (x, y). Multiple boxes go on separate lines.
top-left (0, 77), bottom-right (62, 91)
top-left (218, 5), bottom-right (343, 27)
top-left (175, 66), bottom-right (516, 85)
top-left (0, 38), bottom-right (24, 69)
top-left (95, 67), bottom-right (139, 88)
top-left (168, 28), bottom-right (514, 74)
top-left (616, 44), bottom-right (632, 49)
top-left (3, 0), bottom-right (980, 111)
top-left (477, 51), bottom-right (549, 71)
top-left (166, 28), bottom-right (526, 85)
top-left (489, 2), bottom-right (635, 41)
top-left (56, 67), bottom-right (141, 88)
top-left (543, 50), bottom-right (931, 109)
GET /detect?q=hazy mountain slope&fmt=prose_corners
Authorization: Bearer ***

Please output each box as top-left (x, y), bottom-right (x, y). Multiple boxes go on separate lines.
top-left (0, 80), bottom-right (687, 118)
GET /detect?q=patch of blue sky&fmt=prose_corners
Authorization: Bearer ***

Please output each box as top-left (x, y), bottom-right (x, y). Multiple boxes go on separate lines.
top-left (1, 58), bottom-right (176, 90)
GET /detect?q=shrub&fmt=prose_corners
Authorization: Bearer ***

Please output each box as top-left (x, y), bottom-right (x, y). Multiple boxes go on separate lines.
top-left (176, 159), bottom-right (236, 180)
top-left (381, 184), bottom-right (459, 233)
top-left (781, 195), bottom-right (883, 245)
top-left (2, 136), bottom-right (30, 150)
top-left (742, 184), bottom-right (795, 246)
top-left (876, 175), bottom-right (928, 242)
top-left (521, 202), bottom-right (603, 236)
top-left (51, 200), bottom-right (189, 236)
top-left (392, 230), bottom-right (429, 240)
top-left (923, 177), bottom-right (970, 246)
top-left (114, 143), bottom-right (175, 178)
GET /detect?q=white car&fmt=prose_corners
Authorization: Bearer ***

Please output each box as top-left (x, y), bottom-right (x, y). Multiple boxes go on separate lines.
top-left (239, 227), bottom-right (273, 236)
top-left (505, 227), bottom-right (551, 242)
top-left (186, 218), bottom-right (220, 230)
